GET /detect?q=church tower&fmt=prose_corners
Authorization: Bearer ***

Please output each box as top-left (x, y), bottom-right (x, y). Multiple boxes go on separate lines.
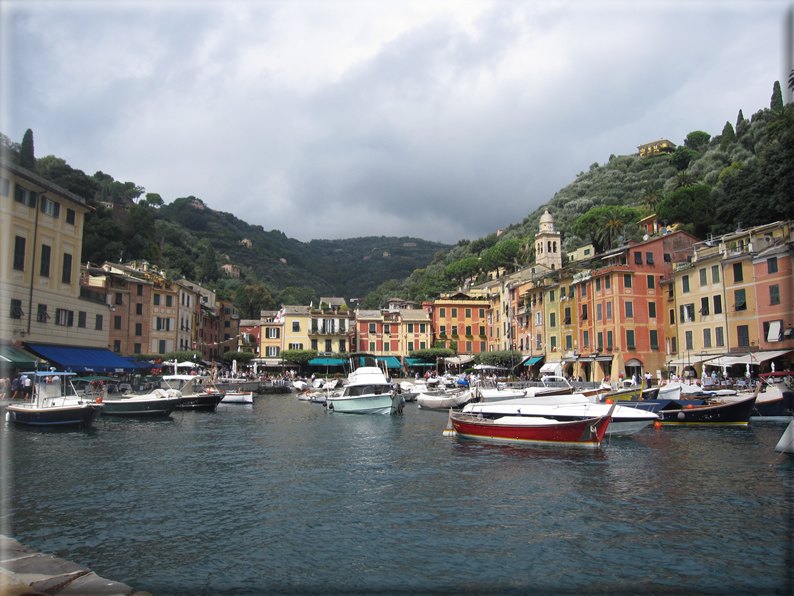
top-left (535, 209), bottom-right (562, 270)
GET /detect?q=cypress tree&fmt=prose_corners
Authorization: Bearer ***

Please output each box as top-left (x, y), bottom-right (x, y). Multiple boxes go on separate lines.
top-left (721, 122), bottom-right (736, 149)
top-left (736, 109), bottom-right (745, 128)
top-left (19, 129), bottom-right (35, 170)
top-left (771, 81), bottom-right (783, 111)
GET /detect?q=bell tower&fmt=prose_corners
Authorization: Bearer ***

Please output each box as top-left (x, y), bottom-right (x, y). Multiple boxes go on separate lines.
top-left (535, 209), bottom-right (562, 270)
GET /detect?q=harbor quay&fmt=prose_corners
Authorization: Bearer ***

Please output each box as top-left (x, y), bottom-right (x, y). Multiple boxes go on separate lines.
top-left (0, 535), bottom-right (150, 596)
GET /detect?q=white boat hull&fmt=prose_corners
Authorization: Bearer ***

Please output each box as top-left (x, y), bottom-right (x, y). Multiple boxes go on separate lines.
top-left (327, 393), bottom-right (402, 415)
top-left (775, 420), bottom-right (794, 453)
top-left (221, 392), bottom-right (253, 404)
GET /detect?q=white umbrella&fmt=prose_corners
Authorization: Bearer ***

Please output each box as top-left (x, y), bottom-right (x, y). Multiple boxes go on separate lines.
top-left (232, 359), bottom-right (237, 374)
top-left (746, 363), bottom-right (751, 378)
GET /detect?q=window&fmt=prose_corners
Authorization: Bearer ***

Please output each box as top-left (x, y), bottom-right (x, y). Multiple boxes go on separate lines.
top-left (339, 340), bottom-right (346, 353)
top-left (625, 301), bottom-right (633, 318)
top-left (115, 292), bottom-right (123, 305)
top-left (266, 346), bottom-right (280, 357)
top-left (293, 321), bottom-right (301, 332)
top-left (266, 327), bottom-right (280, 339)
top-left (711, 265), bottom-right (720, 284)
top-left (583, 330), bottom-right (590, 348)
top-left (700, 297), bottom-right (709, 316)
top-left (734, 289), bottom-right (746, 311)
top-left (37, 304), bottom-right (49, 323)
top-left (699, 268), bottom-right (707, 287)
top-left (737, 325), bottom-right (749, 347)
top-left (465, 325), bottom-right (472, 336)
top-left (634, 252), bottom-right (643, 265)
top-left (671, 337), bottom-right (677, 353)
top-left (685, 330), bottom-right (693, 350)
top-left (565, 335), bottom-right (572, 350)
top-left (647, 275), bottom-right (655, 289)
top-left (669, 309), bottom-right (675, 325)
top-left (159, 340), bottom-right (166, 354)
top-left (606, 301), bottom-right (613, 319)
top-left (595, 278), bottom-right (601, 291)
top-left (136, 303), bottom-right (143, 315)
top-left (664, 253), bottom-right (672, 262)
top-left (451, 325), bottom-right (458, 336)
top-left (605, 276), bottom-right (611, 290)
top-left (137, 284), bottom-right (144, 296)
top-left (703, 328), bottom-right (712, 348)
top-left (66, 209), bottom-right (76, 225)
top-left (0, 177), bottom-right (9, 196)
top-left (549, 290), bottom-right (555, 302)
top-left (563, 308), bottom-right (571, 325)
top-left (767, 257), bottom-right (778, 274)
top-left (135, 322), bottom-right (142, 336)
top-left (624, 274), bottom-right (632, 288)
top-left (465, 308), bottom-right (471, 318)
top-left (153, 293), bottom-right (160, 306)
top-left (581, 283), bottom-right (587, 298)
top-left (224, 320), bottom-right (230, 328)
top-left (451, 308), bottom-right (457, 317)
top-left (15, 185), bottom-right (37, 207)
top-left (714, 295), bottom-right (723, 315)
top-left (78, 311), bottom-right (87, 328)
top-left (368, 323), bottom-right (376, 334)
top-left (40, 197), bottom-right (60, 218)
top-left (764, 320), bottom-right (783, 342)
top-left (166, 295), bottom-right (173, 307)
top-left (648, 301), bottom-right (657, 318)
top-left (95, 315), bottom-right (103, 330)
top-left (440, 325), bottom-right (447, 335)
top-left (9, 299), bottom-right (23, 319)
top-left (114, 315), bottom-right (122, 330)
top-left (626, 330), bottom-right (635, 349)
top-left (311, 339), bottom-right (318, 351)
top-left (407, 323), bottom-right (414, 333)
top-left (733, 262), bottom-right (743, 283)
top-left (680, 303), bottom-right (695, 323)
top-left (479, 309), bottom-right (485, 318)
top-left (770, 285), bottom-right (780, 305)
top-left (650, 329), bottom-right (659, 349)
top-left (581, 304), bottom-right (588, 320)
top-left (466, 341), bottom-right (472, 352)
top-left (40, 244), bottom-right (51, 278)
top-left (134, 343), bottom-right (141, 354)
top-left (61, 253), bottom-right (72, 284)
top-left (13, 236), bottom-right (26, 271)
top-left (549, 313), bottom-right (556, 328)
top-left (607, 331), bottom-right (613, 350)
top-left (682, 275), bottom-right (690, 293)
top-left (646, 252), bottom-right (654, 265)
top-left (439, 308), bottom-right (446, 318)
top-left (597, 332), bottom-right (604, 350)
top-left (716, 326), bottom-right (725, 347)
top-left (597, 303), bottom-right (603, 321)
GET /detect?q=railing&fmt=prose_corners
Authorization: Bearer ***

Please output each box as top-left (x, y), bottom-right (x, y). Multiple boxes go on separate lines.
top-left (80, 286), bottom-right (107, 304)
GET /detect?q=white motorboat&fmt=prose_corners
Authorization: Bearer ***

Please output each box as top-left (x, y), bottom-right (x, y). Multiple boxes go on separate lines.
top-left (162, 375), bottom-right (224, 410)
top-left (326, 358), bottom-right (403, 415)
top-left (417, 387), bottom-right (481, 410)
top-left (471, 378), bottom-right (526, 401)
top-left (5, 371), bottom-right (103, 427)
top-left (461, 393), bottom-right (659, 436)
top-left (221, 391), bottom-right (254, 404)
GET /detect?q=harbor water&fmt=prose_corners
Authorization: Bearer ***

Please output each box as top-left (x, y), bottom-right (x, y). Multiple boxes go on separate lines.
top-left (2, 394), bottom-right (793, 595)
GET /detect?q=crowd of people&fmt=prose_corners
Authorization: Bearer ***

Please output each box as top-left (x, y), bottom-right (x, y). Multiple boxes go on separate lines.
top-left (0, 374), bottom-right (33, 401)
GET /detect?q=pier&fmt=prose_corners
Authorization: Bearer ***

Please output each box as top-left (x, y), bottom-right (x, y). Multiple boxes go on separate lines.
top-left (0, 535), bottom-right (150, 596)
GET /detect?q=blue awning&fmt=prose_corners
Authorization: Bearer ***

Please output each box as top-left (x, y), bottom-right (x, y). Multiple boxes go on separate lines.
top-left (25, 344), bottom-right (140, 373)
top-left (517, 355), bottom-right (544, 367)
top-left (308, 358), bottom-right (347, 366)
top-left (124, 357), bottom-right (155, 370)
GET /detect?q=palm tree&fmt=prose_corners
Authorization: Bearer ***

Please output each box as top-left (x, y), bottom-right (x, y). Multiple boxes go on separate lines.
top-left (596, 207), bottom-right (626, 251)
top-left (674, 170), bottom-right (695, 190)
top-left (642, 184), bottom-right (663, 211)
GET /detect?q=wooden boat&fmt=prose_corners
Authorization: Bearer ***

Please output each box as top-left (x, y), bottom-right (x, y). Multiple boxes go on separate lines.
top-left (448, 399), bottom-right (617, 448)
top-left (749, 373), bottom-right (794, 420)
top-left (5, 371), bottom-right (103, 428)
top-left (657, 393), bottom-right (758, 426)
top-left (462, 393), bottom-right (658, 436)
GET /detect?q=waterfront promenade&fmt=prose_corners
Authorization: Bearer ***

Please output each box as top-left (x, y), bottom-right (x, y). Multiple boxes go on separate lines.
top-left (0, 535), bottom-right (149, 596)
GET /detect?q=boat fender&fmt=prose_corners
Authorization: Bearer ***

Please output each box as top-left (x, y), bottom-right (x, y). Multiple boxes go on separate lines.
top-left (328, 402), bottom-right (334, 410)
top-left (206, 389), bottom-right (212, 394)
top-left (96, 396), bottom-right (103, 404)
top-left (677, 411), bottom-right (685, 420)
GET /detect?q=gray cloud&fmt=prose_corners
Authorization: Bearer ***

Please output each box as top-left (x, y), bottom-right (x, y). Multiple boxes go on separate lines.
top-left (3, 1), bottom-right (789, 245)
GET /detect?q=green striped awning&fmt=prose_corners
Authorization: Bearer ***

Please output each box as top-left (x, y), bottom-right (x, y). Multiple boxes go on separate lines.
top-left (0, 342), bottom-right (45, 369)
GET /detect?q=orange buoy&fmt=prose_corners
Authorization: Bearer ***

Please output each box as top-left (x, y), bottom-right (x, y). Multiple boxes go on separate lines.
top-left (96, 396), bottom-right (103, 404)
top-left (605, 398), bottom-right (614, 404)
top-left (653, 420), bottom-right (661, 429)
top-left (686, 404), bottom-right (694, 409)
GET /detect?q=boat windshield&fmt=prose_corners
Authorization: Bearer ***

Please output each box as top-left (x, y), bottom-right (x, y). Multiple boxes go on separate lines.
top-left (344, 384), bottom-right (391, 397)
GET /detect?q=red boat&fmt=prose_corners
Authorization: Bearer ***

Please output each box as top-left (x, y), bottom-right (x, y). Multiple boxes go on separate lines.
top-left (448, 401), bottom-right (616, 448)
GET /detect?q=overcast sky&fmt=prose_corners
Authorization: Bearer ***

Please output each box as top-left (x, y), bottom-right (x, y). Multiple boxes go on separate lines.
top-left (2, 1), bottom-right (791, 245)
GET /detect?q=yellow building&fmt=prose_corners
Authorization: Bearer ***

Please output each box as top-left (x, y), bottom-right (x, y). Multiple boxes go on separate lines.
top-left (1, 157), bottom-right (109, 349)
top-left (283, 305), bottom-right (311, 351)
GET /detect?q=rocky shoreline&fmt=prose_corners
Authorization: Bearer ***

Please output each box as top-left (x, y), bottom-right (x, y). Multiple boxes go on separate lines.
top-left (0, 535), bottom-right (149, 596)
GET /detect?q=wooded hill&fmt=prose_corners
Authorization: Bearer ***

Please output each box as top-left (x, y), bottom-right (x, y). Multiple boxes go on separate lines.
top-left (357, 79), bottom-right (794, 308)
